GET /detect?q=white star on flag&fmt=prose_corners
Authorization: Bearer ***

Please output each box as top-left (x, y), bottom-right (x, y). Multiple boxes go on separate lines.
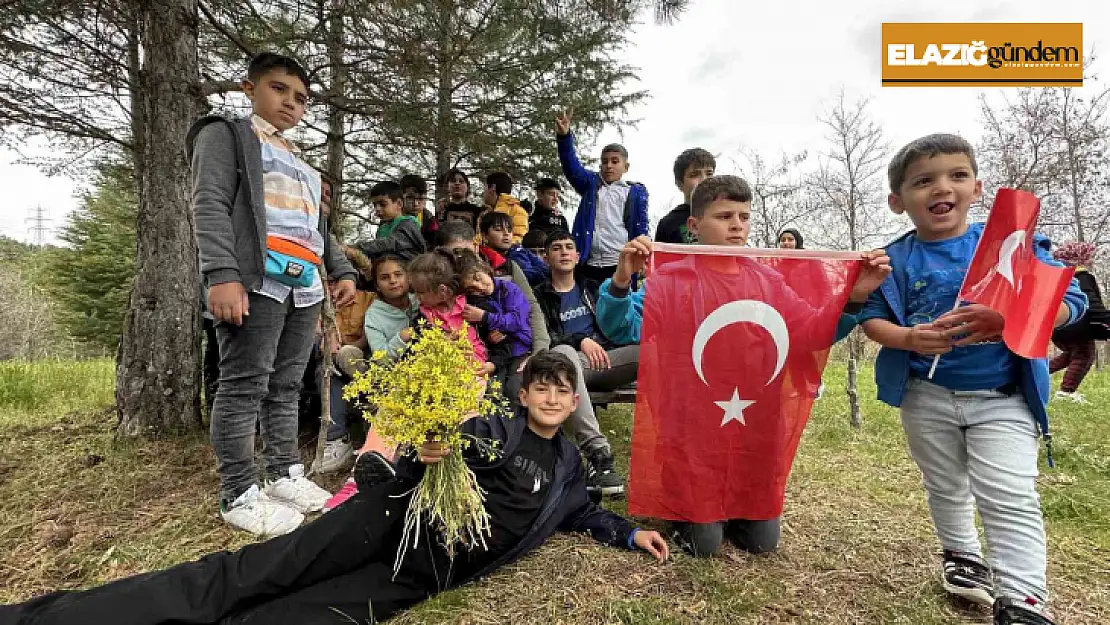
top-left (716, 388), bottom-right (755, 426)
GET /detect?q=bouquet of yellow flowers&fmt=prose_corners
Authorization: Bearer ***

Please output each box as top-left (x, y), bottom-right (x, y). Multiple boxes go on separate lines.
top-left (343, 320), bottom-right (509, 573)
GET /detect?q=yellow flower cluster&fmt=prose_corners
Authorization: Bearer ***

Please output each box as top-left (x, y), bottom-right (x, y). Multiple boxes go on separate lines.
top-left (343, 319), bottom-right (508, 454)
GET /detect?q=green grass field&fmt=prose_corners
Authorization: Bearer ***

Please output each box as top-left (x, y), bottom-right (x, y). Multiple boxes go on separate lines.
top-left (0, 359), bottom-right (1107, 623)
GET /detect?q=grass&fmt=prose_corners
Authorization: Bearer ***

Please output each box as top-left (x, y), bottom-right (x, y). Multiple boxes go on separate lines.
top-left (1, 359), bottom-right (1108, 623)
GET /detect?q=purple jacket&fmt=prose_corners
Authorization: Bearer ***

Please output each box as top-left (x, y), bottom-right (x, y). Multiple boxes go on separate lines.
top-left (484, 278), bottom-right (533, 358)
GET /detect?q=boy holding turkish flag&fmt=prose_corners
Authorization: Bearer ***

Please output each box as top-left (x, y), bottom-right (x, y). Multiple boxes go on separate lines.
top-left (859, 134), bottom-right (1087, 625)
top-left (596, 176), bottom-right (892, 558)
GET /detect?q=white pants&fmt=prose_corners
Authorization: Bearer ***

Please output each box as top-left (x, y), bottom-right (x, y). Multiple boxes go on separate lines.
top-left (900, 378), bottom-right (1048, 604)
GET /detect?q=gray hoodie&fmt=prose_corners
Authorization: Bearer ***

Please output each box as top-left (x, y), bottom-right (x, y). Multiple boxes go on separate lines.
top-left (186, 115), bottom-right (356, 290)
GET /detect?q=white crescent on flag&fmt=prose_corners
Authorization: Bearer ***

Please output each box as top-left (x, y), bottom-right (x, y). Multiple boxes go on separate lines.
top-left (690, 300), bottom-right (790, 426)
top-left (997, 230), bottom-right (1026, 289)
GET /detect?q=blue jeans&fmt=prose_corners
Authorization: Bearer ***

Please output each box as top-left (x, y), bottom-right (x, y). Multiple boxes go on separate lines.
top-left (211, 292), bottom-right (321, 504)
top-left (901, 378), bottom-right (1047, 604)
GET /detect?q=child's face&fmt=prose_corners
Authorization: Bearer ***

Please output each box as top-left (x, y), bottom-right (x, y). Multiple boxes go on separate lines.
top-left (600, 151), bottom-right (629, 184)
top-left (688, 199), bottom-right (751, 246)
top-left (483, 185), bottom-right (499, 207)
top-left (413, 281), bottom-right (453, 310)
top-left (484, 224), bottom-right (513, 252)
top-left (242, 69), bottom-right (308, 132)
top-left (402, 188), bottom-right (426, 216)
top-left (778, 232), bottom-right (797, 249)
top-left (372, 195), bottom-right (404, 222)
top-left (536, 188), bottom-right (559, 211)
top-left (546, 238), bottom-right (579, 273)
top-left (519, 376), bottom-right (578, 431)
top-left (462, 271), bottom-right (495, 297)
top-left (447, 175), bottom-right (469, 201)
top-left (889, 152), bottom-right (981, 241)
top-left (679, 164), bottom-right (714, 201)
top-left (374, 260), bottom-right (409, 300)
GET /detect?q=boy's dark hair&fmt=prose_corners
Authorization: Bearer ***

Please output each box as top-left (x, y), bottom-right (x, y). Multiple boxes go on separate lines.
top-left (888, 133), bottom-right (978, 193)
top-left (247, 53), bottom-right (311, 92)
top-left (486, 172), bottom-right (513, 195)
top-left (544, 229), bottom-right (575, 253)
top-left (399, 174), bottom-right (427, 195)
top-left (673, 148), bottom-right (715, 184)
top-left (453, 247), bottom-right (493, 280)
top-left (534, 177), bottom-right (560, 192)
top-left (479, 210), bottom-right (514, 235)
top-left (690, 175), bottom-right (753, 218)
top-left (369, 180), bottom-right (403, 201)
top-left (434, 220), bottom-right (476, 248)
top-left (370, 254), bottom-right (408, 293)
top-left (521, 229), bottom-right (548, 250)
top-left (442, 168), bottom-right (470, 191)
top-left (601, 143), bottom-right (629, 159)
top-left (523, 350), bottom-right (579, 390)
top-left (406, 249), bottom-right (461, 297)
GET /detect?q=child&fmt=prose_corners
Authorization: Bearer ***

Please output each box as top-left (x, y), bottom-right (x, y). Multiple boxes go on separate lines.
top-left (522, 229), bottom-right (549, 261)
top-left (479, 210), bottom-right (548, 286)
top-left (406, 249), bottom-right (492, 373)
top-left (399, 173), bottom-right (438, 247)
top-left (595, 176), bottom-right (891, 558)
top-left (534, 229), bottom-right (637, 496)
top-left (554, 108), bottom-right (648, 284)
top-left (1, 352), bottom-right (669, 625)
top-left (529, 177), bottom-right (570, 237)
top-left (323, 254), bottom-right (420, 511)
top-left (357, 180), bottom-right (426, 261)
top-left (186, 52), bottom-right (358, 536)
top-left (439, 168), bottom-right (485, 227)
top-left (655, 148), bottom-right (714, 244)
top-left (858, 134), bottom-right (1087, 625)
top-left (1050, 241), bottom-right (1109, 404)
top-left (481, 171), bottom-right (529, 243)
top-left (456, 249), bottom-right (533, 384)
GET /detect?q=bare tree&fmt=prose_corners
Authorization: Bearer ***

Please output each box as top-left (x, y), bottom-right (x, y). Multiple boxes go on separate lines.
top-left (809, 90), bottom-right (893, 429)
top-left (730, 147), bottom-right (814, 247)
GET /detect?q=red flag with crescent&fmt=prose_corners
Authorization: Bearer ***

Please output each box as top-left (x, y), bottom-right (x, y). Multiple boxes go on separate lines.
top-left (630, 245), bottom-right (861, 522)
top-left (958, 188), bottom-right (1075, 359)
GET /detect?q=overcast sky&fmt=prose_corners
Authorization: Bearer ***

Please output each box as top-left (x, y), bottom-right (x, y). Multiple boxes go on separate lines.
top-left (1, 0), bottom-right (1106, 245)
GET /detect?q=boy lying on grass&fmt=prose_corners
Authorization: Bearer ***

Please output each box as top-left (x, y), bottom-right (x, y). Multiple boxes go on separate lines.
top-left (2, 351), bottom-right (668, 625)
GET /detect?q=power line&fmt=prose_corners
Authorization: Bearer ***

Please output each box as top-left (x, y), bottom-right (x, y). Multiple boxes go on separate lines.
top-left (25, 205), bottom-right (51, 246)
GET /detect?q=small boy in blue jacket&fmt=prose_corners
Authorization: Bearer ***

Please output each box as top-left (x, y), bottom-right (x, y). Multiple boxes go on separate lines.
top-left (859, 134), bottom-right (1087, 625)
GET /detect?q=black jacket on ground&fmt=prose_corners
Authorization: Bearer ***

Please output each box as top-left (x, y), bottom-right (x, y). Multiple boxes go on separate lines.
top-left (395, 405), bottom-right (636, 584)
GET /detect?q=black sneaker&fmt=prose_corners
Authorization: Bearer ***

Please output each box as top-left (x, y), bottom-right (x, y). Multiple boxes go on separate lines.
top-left (353, 451), bottom-right (397, 492)
top-left (585, 450), bottom-right (624, 496)
top-left (942, 550), bottom-right (994, 606)
top-left (994, 597), bottom-right (1056, 625)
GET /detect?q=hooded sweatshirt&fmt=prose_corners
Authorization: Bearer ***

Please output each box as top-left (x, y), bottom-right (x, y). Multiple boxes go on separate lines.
top-left (420, 294), bottom-right (489, 362)
top-left (363, 293), bottom-right (420, 361)
top-left (490, 194), bottom-right (530, 244)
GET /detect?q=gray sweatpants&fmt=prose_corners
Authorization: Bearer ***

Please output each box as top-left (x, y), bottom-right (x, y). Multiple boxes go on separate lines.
top-left (901, 378), bottom-right (1047, 604)
top-left (211, 292), bottom-right (321, 504)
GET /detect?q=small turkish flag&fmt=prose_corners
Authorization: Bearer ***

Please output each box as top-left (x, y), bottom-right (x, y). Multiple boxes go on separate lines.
top-left (959, 189), bottom-right (1075, 359)
top-left (630, 245), bottom-right (861, 523)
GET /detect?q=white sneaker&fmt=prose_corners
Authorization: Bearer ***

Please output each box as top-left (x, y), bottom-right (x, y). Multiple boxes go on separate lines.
top-left (220, 485), bottom-right (304, 537)
top-left (318, 438), bottom-right (353, 474)
top-left (265, 464), bottom-right (331, 513)
top-left (1055, 390), bottom-right (1089, 404)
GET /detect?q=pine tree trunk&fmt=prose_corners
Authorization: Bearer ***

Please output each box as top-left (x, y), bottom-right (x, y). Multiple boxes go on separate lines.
top-left (847, 329), bottom-right (863, 429)
top-left (115, 0), bottom-right (204, 436)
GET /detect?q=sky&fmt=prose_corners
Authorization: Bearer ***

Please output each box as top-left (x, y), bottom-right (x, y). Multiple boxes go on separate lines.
top-left (1, 0), bottom-right (1107, 245)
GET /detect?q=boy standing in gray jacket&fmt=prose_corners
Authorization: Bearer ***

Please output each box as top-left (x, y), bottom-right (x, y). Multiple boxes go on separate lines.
top-left (187, 53), bottom-right (357, 537)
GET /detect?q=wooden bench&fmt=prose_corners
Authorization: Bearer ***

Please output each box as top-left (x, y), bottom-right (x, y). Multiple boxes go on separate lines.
top-left (589, 385), bottom-right (637, 409)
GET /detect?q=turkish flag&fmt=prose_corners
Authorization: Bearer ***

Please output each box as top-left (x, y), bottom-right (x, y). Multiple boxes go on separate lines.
top-left (630, 245), bottom-right (861, 523)
top-left (959, 189), bottom-right (1075, 359)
